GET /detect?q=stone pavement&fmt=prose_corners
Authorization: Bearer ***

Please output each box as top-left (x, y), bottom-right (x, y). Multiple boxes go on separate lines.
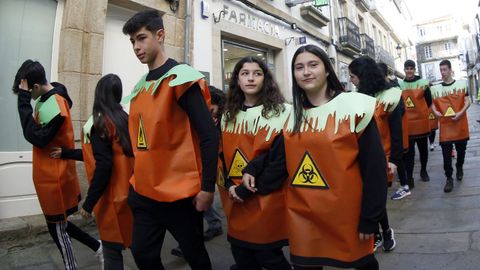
top-left (1, 104), bottom-right (480, 270)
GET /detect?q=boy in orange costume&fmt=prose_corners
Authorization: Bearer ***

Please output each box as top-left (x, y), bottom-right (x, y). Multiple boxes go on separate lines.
top-left (122, 10), bottom-right (219, 270)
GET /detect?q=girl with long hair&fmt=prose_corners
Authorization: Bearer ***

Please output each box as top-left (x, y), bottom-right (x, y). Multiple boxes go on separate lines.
top-left (242, 45), bottom-right (387, 270)
top-left (219, 56), bottom-right (291, 270)
top-left (52, 74), bottom-right (134, 269)
top-left (349, 57), bottom-right (404, 253)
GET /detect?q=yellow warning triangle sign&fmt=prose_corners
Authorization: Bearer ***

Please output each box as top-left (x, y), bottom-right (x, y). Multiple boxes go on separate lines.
top-left (444, 106), bottom-right (456, 117)
top-left (217, 169), bottom-right (225, 188)
top-left (405, 96), bottom-right (415, 108)
top-left (228, 149), bottom-right (249, 178)
top-left (429, 112), bottom-right (436, 120)
top-left (137, 114), bottom-right (148, 150)
top-left (291, 151), bottom-right (329, 189)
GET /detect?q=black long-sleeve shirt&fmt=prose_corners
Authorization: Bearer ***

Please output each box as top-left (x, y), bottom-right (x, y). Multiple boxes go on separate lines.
top-left (61, 130), bottom-right (114, 214)
top-left (17, 84), bottom-right (71, 148)
top-left (145, 59), bottom-right (219, 192)
top-left (387, 97), bottom-right (405, 166)
top-left (240, 117), bottom-right (387, 234)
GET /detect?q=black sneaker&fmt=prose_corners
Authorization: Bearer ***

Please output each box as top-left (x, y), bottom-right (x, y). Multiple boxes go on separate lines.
top-left (420, 170), bottom-right (430, 182)
top-left (229, 264), bottom-right (240, 270)
top-left (444, 177), bottom-right (454, 193)
top-left (373, 232), bottom-right (383, 252)
top-left (382, 228), bottom-right (396, 252)
top-left (456, 167), bottom-right (463, 181)
top-left (407, 178), bottom-right (415, 189)
top-left (171, 246), bottom-right (184, 258)
top-left (204, 227), bottom-right (223, 241)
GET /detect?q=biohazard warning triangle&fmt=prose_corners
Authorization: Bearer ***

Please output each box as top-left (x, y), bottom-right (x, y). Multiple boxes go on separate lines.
top-left (137, 114), bottom-right (148, 150)
top-left (228, 149), bottom-right (249, 178)
top-left (444, 106), bottom-right (456, 117)
top-left (405, 96), bottom-right (415, 108)
top-left (429, 112), bottom-right (436, 120)
top-left (291, 151), bottom-right (329, 189)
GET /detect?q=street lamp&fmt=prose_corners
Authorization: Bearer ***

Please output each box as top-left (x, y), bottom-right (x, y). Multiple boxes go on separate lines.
top-left (396, 44), bottom-right (402, 58)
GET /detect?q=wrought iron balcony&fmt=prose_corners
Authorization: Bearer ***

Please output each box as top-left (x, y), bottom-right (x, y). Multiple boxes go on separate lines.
top-left (360, 34), bottom-right (375, 58)
top-left (375, 46), bottom-right (395, 68)
top-left (338, 17), bottom-right (361, 53)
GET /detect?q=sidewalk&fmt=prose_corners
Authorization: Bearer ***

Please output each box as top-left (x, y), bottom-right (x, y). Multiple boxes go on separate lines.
top-left (1, 104), bottom-right (480, 269)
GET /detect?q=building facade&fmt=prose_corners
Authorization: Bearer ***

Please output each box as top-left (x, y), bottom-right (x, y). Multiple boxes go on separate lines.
top-left (415, 16), bottom-right (464, 84)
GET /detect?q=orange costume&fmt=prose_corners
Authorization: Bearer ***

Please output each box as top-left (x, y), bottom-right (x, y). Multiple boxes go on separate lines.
top-left (374, 87), bottom-right (403, 182)
top-left (219, 104), bottom-right (291, 248)
top-left (282, 92), bottom-right (386, 268)
top-left (125, 64), bottom-right (210, 202)
top-left (428, 107), bottom-right (439, 131)
top-left (431, 80), bottom-right (470, 143)
top-left (33, 93), bottom-right (80, 222)
top-left (399, 78), bottom-right (431, 137)
top-left (82, 116), bottom-right (133, 247)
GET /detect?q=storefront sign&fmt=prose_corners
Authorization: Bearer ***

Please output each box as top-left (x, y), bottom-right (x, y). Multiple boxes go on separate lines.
top-left (221, 4), bottom-right (280, 38)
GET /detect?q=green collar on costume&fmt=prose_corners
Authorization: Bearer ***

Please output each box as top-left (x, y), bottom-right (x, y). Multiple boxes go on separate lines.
top-left (399, 78), bottom-right (429, 91)
top-left (221, 104), bottom-right (292, 142)
top-left (431, 80), bottom-right (467, 99)
top-left (285, 92), bottom-right (375, 134)
top-left (83, 115), bottom-right (94, 144)
top-left (121, 64), bottom-right (205, 104)
top-left (35, 95), bottom-right (61, 127)
top-left (375, 87), bottom-right (402, 112)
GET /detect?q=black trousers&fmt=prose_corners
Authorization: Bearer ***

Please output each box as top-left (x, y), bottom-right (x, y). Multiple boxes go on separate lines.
top-left (397, 154), bottom-right (408, 186)
top-left (293, 257), bottom-right (379, 270)
top-left (429, 130), bottom-right (436, 144)
top-left (231, 244), bottom-right (291, 270)
top-left (47, 221), bottom-right (100, 270)
top-left (128, 187), bottom-right (211, 270)
top-left (404, 136), bottom-right (429, 179)
top-left (103, 245), bottom-right (124, 270)
top-left (440, 141), bottom-right (467, 177)
top-left (377, 208), bottom-right (390, 234)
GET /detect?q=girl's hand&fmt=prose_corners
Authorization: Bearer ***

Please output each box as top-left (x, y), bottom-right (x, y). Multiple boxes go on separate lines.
top-left (18, 79), bottom-right (31, 92)
top-left (229, 186), bottom-right (244, 203)
top-left (242, 173), bottom-right (257, 193)
top-left (359, 232), bottom-right (374, 241)
top-left (387, 162), bottom-right (397, 176)
top-left (79, 208), bottom-right (92, 219)
top-left (50, 147), bottom-right (62, 159)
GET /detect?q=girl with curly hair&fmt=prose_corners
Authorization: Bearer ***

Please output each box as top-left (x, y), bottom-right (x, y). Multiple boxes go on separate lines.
top-left (220, 56), bottom-right (291, 270)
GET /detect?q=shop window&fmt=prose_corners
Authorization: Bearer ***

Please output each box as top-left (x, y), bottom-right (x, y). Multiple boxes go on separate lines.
top-left (221, 40), bottom-right (271, 91)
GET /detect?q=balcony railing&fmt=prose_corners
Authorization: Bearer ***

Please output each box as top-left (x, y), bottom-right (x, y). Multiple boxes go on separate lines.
top-left (360, 34), bottom-right (375, 58)
top-left (375, 46), bottom-right (395, 68)
top-left (338, 17), bottom-right (361, 52)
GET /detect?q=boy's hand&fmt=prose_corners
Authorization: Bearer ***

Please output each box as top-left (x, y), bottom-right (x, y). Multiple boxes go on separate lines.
top-left (193, 191), bottom-right (213, 212)
top-left (359, 232), bottom-right (374, 241)
top-left (18, 79), bottom-right (31, 92)
top-left (228, 186), bottom-right (244, 203)
top-left (79, 208), bottom-right (92, 219)
top-left (50, 147), bottom-right (62, 159)
top-left (387, 162), bottom-right (397, 176)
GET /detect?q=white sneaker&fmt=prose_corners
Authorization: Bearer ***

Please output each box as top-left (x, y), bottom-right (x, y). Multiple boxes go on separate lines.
top-left (430, 143), bottom-right (435, 151)
top-left (95, 240), bottom-right (104, 270)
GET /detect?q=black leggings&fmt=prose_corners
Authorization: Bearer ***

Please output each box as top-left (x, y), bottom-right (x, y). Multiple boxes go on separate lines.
top-left (231, 244), bottom-right (291, 270)
top-left (429, 130), bottom-right (436, 144)
top-left (404, 137), bottom-right (429, 179)
top-left (293, 257), bottom-right (379, 270)
top-left (47, 221), bottom-right (100, 270)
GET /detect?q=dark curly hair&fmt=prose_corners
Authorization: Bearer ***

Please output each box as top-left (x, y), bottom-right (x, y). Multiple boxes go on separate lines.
top-left (348, 55), bottom-right (386, 96)
top-left (224, 56), bottom-right (285, 122)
